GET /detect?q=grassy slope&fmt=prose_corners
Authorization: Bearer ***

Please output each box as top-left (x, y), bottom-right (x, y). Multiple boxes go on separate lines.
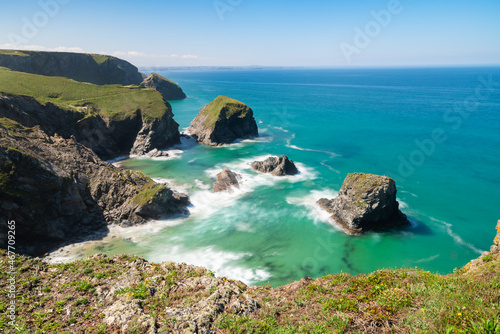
top-left (1, 226), bottom-right (499, 334)
top-left (202, 95), bottom-right (250, 128)
top-left (0, 67), bottom-right (167, 121)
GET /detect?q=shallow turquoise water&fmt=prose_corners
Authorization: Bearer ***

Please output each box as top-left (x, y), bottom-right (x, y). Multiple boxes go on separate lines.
top-left (76, 68), bottom-right (500, 287)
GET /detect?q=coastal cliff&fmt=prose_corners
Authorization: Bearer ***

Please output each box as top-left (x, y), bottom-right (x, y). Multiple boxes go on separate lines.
top-left (140, 72), bottom-right (187, 101)
top-left (0, 118), bottom-right (188, 255)
top-left (0, 50), bottom-right (144, 85)
top-left (188, 95), bottom-right (258, 146)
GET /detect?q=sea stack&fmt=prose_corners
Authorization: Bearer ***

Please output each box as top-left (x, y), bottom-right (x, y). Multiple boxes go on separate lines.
top-left (140, 72), bottom-right (186, 101)
top-left (188, 95), bottom-right (258, 146)
top-left (317, 173), bottom-right (410, 234)
top-left (213, 168), bottom-right (241, 192)
top-left (251, 155), bottom-right (298, 176)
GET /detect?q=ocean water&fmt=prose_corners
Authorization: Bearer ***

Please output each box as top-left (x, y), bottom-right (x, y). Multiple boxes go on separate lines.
top-left (54, 67), bottom-right (500, 287)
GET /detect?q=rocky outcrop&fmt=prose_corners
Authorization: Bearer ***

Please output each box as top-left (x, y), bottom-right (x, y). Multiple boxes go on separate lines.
top-left (0, 94), bottom-right (180, 160)
top-left (0, 119), bottom-right (188, 255)
top-left (0, 50), bottom-right (144, 85)
top-left (317, 173), bottom-right (409, 234)
top-left (140, 72), bottom-right (186, 100)
top-left (213, 167), bottom-right (241, 192)
top-left (251, 155), bottom-right (298, 176)
top-left (188, 95), bottom-right (258, 146)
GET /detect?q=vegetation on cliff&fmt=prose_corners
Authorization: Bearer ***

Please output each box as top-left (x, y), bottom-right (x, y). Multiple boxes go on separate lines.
top-left (1, 222), bottom-right (499, 333)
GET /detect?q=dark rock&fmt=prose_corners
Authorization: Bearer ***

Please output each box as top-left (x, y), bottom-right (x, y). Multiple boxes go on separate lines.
top-left (0, 120), bottom-right (189, 255)
top-left (317, 173), bottom-right (410, 234)
top-left (251, 155), bottom-right (298, 176)
top-left (144, 148), bottom-right (169, 158)
top-left (213, 167), bottom-right (241, 192)
top-left (0, 50), bottom-right (143, 85)
top-left (188, 95), bottom-right (258, 146)
top-left (140, 72), bottom-right (186, 100)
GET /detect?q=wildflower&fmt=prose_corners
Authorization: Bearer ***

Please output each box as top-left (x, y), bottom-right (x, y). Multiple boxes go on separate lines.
top-left (457, 313), bottom-right (462, 316)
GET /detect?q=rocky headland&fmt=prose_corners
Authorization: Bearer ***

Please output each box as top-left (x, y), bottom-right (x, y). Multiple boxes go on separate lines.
top-left (140, 72), bottom-right (187, 101)
top-left (188, 95), bottom-right (258, 146)
top-left (213, 167), bottom-right (241, 192)
top-left (0, 118), bottom-right (188, 255)
top-left (251, 155), bottom-right (299, 176)
top-left (317, 173), bottom-right (410, 234)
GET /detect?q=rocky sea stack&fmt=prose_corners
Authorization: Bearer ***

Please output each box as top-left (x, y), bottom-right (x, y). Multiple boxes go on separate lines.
top-left (140, 72), bottom-right (187, 101)
top-left (251, 155), bottom-right (298, 176)
top-left (317, 173), bottom-right (409, 234)
top-left (188, 95), bottom-right (258, 146)
top-left (213, 167), bottom-right (241, 192)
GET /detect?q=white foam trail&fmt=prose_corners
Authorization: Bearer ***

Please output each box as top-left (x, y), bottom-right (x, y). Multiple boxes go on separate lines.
top-left (194, 178), bottom-right (211, 190)
top-left (148, 246), bottom-right (271, 285)
top-left (415, 254), bottom-right (440, 263)
top-left (153, 178), bottom-right (192, 194)
top-left (286, 189), bottom-right (339, 226)
top-left (272, 126), bottom-right (289, 133)
top-left (320, 162), bottom-right (341, 174)
top-left (430, 217), bottom-right (483, 254)
top-left (107, 155), bottom-right (130, 164)
top-left (398, 199), bottom-right (409, 209)
top-left (285, 139), bottom-right (339, 157)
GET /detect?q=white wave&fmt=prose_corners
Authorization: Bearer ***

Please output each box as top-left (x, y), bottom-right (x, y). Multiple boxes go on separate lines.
top-left (430, 217), bottom-right (483, 254)
top-left (194, 178), bottom-right (211, 190)
top-left (153, 178), bottom-right (192, 194)
top-left (398, 199), bottom-right (409, 209)
top-left (235, 221), bottom-right (257, 233)
top-left (286, 189), bottom-right (339, 226)
top-left (107, 155), bottom-right (130, 164)
top-left (272, 126), bottom-right (289, 133)
top-left (148, 245), bottom-right (271, 285)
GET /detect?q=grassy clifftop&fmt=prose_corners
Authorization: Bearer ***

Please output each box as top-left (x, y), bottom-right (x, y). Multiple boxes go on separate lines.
top-left (201, 95), bottom-right (251, 128)
top-left (1, 223), bottom-right (499, 333)
top-left (0, 67), bottom-right (168, 121)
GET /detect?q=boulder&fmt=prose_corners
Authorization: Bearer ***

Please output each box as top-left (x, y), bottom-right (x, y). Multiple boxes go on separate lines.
top-left (140, 72), bottom-right (186, 101)
top-left (213, 167), bottom-right (241, 192)
top-left (188, 95), bottom-right (258, 146)
top-left (317, 173), bottom-right (409, 234)
top-left (144, 148), bottom-right (170, 158)
top-left (251, 155), bottom-right (298, 176)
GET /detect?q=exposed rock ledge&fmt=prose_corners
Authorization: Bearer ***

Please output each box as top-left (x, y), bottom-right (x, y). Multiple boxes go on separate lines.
top-left (251, 155), bottom-right (298, 176)
top-left (188, 95), bottom-right (258, 146)
top-left (0, 118), bottom-right (189, 255)
top-left (317, 173), bottom-right (410, 234)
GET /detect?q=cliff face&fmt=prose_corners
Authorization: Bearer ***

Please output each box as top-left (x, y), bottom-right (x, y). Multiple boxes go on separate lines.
top-left (140, 72), bottom-right (187, 101)
top-left (0, 50), bottom-right (144, 85)
top-left (188, 95), bottom-right (258, 146)
top-left (0, 119), bottom-right (188, 255)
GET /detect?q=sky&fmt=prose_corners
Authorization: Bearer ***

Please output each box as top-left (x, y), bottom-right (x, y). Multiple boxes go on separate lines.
top-left (0, 0), bottom-right (499, 67)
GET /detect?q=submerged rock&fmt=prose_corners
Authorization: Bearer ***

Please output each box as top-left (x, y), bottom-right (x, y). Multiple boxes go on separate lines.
top-left (144, 148), bottom-right (169, 158)
top-left (140, 72), bottom-right (186, 101)
top-left (317, 173), bottom-right (409, 234)
top-left (251, 155), bottom-right (298, 176)
top-left (213, 167), bottom-right (241, 192)
top-left (188, 95), bottom-right (258, 146)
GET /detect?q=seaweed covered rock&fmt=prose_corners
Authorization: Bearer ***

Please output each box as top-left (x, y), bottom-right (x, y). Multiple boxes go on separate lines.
top-left (213, 167), bottom-right (241, 192)
top-left (188, 95), bottom-right (258, 146)
top-left (317, 173), bottom-right (409, 234)
top-left (251, 155), bottom-right (298, 176)
top-left (140, 72), bottom-right (186, 101)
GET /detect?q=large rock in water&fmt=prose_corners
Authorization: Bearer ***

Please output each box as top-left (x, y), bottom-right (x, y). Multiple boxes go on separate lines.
top-left (317, 173), bottom-right (409, 234)
top-left (188, 95), bottom-right (258, 146)
top-left (140, 72), bottom-right (186, 101)
top-left (0, 50), bottom-right (144, 85)
top-left (213, 168), bottom-right (241, 192)
top-left (251, 155), bottom-right (298, 176)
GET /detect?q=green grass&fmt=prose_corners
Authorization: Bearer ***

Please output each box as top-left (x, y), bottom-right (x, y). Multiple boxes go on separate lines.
top-left (201, 95), bottom-right (250, 128)
top-left (132, 181), bottom-right (166, 206)
top-left (0, 50), bottom-right (29, 56)
top-left (0, 67), bottom-right (168, 121)
top-left (90, 54), bottom-right (113, 65)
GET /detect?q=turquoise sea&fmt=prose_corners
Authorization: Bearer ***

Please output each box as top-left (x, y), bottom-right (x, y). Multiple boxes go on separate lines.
top-left (63, 67), bottom-right (500, 287)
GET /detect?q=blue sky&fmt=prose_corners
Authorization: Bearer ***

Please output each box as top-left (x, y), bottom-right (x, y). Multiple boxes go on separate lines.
top-left (1, 0), bottom-right (499, 67)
